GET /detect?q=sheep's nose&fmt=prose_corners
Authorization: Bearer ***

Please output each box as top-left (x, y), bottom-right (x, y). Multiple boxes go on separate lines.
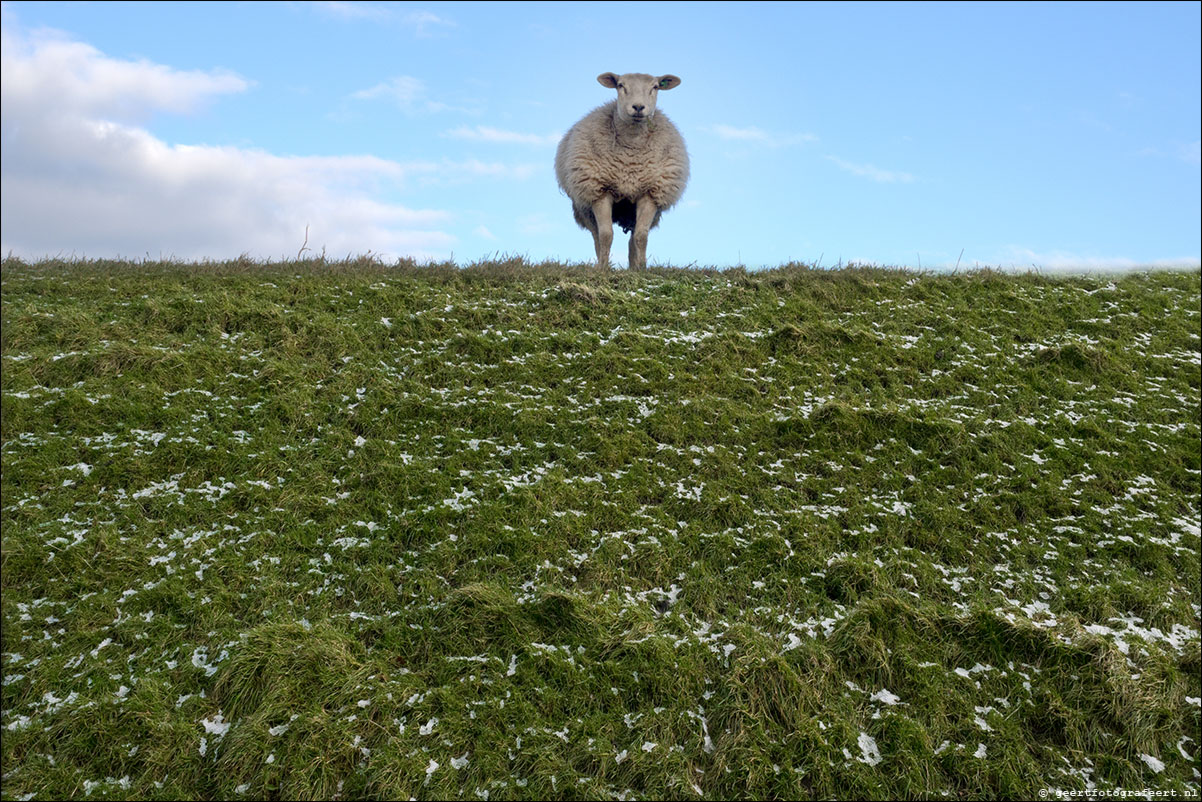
top-left (632, 104), bottom-right (645, 113)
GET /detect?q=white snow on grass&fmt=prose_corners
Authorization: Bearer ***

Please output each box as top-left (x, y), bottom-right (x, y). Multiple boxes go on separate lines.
top-left (1139, 753), bottom-right (1165, 773)
top-left (857, 732), bottom-right (882, 766)
top-left (870, 688), bottom-right (901, 705)
top-left (200, 712), bottom-right (230, 737)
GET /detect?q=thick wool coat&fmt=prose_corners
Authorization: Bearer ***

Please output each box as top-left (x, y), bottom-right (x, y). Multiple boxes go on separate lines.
top-left (555, 100), bottom-right (690, 234)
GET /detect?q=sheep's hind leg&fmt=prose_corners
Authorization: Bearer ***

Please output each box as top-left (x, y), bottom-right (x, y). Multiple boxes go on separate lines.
top-left (591, 196), bottom-right (614, 270)
top-left (628, 196), bottom-right (657, 270)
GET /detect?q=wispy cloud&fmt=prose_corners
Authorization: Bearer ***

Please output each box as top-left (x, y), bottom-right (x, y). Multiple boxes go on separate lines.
top-left (311, 1), bottom-right (390, 21)
top-left (825, 156), bottom-right (914, 183)
top-left (310, 3), bottom-right (455, 35)
top-left (351, 75), bottom-right (472, 114)
top-left (710, 124), bottom-right (817, 147)
top-left (1137, 140), bottom-right (1201, 167)
top-left (1181, 140), bottom-right (1201, 167)
top-left (352, 75), bottom-right (423, 103)
top-left (445, 125), bottom-right (561, 146)
top-left (431, 159), bottom-right (539, 181)
top-left (402, 10), bottom-right (455, 37)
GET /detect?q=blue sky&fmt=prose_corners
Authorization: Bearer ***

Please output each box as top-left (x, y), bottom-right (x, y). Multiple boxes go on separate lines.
top-left (2, 0), bottom-right (1199, 270)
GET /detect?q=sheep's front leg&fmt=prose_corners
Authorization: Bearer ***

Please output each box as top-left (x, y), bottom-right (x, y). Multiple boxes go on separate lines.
top-left (628, 196), bottom-right (657, 270)
top-left (591, 195), bottom-right (614, 270)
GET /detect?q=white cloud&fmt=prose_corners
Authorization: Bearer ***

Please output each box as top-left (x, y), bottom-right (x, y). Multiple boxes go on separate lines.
top-left (1, 26), bottom-right (249, 122)
top-left (1, 117), bottom-right (455, 260)
top-left (445, 125), bottom-right (561, 146)
top-left (825, 155), bottom-right (914, 183)
top-left (710, 124), bottom-right (817, 147)
top-left (0, 23), bottom-right (460, 261)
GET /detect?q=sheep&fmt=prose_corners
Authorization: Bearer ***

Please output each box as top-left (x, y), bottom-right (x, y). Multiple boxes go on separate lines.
top-left (555, 72), bottom-right (689, 270)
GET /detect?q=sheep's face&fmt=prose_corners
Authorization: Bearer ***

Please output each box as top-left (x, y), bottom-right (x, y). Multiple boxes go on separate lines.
top-left (598, 72), bottom-right (680, 125)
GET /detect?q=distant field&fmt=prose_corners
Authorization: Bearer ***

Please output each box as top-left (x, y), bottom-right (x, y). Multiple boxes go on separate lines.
top-left (2, 257), bottom-right (1199, 800)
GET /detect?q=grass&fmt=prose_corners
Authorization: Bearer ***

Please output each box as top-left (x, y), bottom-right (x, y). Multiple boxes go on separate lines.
top-left (1, 255), bottom-right (1199, 800)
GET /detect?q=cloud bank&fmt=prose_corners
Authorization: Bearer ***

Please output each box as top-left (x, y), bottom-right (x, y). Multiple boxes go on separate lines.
top-left (0, 23), bottom-right (456, 261)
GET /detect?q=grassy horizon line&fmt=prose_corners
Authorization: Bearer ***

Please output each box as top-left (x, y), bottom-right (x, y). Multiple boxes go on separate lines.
top-left (4, 253), bottom-right (1200, 278)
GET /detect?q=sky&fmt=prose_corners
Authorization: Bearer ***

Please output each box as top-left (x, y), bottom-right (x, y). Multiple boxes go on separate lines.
top-left (1, 0), bottom-right (1199, 270)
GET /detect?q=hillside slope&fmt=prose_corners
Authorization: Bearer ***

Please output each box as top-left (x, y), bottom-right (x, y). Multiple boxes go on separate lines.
top-left (2, 258), bottom-right (1199, 799)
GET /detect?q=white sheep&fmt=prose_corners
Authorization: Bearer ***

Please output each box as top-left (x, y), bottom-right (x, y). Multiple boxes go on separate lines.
top-left (555, 72), bottom-right (689, 269)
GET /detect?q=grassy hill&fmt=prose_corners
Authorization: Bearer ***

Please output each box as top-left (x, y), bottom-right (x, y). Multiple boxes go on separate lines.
top-left (2, 257), bottom-right (1199, 800)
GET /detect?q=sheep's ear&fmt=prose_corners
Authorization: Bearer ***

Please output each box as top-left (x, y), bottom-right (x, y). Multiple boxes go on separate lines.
top-left (656, 75), bottom-right (681, 90)
top-left (597, 73), bottom-right (620, 89)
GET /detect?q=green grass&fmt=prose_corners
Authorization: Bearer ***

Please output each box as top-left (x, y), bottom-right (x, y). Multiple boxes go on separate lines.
top-left (2, 256), bottom-right (1199, 800)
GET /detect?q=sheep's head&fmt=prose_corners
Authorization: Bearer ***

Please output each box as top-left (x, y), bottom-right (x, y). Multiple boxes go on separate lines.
top-left (598, 72), bottom-right (680, 125)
